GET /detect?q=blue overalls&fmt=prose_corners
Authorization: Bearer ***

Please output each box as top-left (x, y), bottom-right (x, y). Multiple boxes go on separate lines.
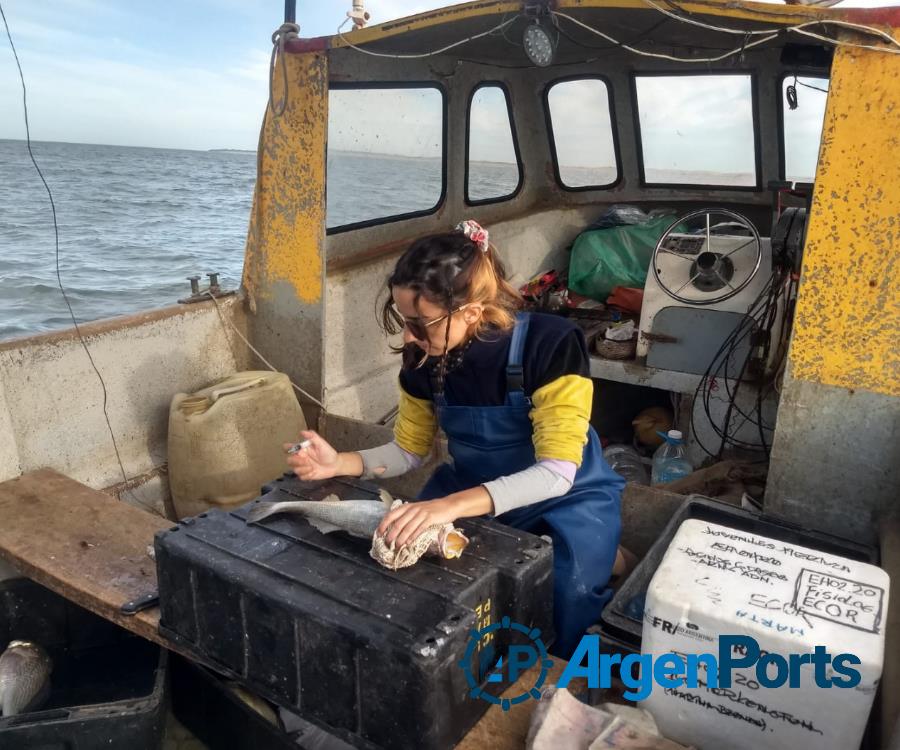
top-left (418, 313), bottom-right (624, 659)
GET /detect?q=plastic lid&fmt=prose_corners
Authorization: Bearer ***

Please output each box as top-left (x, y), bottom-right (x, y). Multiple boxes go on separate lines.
top-left (667, 430), bottom-right (683, 440)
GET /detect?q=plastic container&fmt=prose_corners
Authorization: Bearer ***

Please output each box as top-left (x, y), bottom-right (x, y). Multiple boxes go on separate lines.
top-left (596, 495), bottom-right (877, 658)
top-left (640, 518), bottom-right (889, 750)
top-left (155, 474), bottom-right (555, 750)
top-left (171, 654), bottom-right (354, 750)
top-left (168, 370), bottom-right (307, 519)
top-left (0, 578), bottom-right (168, 749)
top-left (603, 445), bottom-right (649, 485)
top-left (650, 429), bottom-right (692, 485)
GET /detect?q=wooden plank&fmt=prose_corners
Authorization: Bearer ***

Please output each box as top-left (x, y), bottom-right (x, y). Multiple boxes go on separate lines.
top-left (0, 468), bottom-right (171, 645)
top-left (0, 469), bottom-right (605, 748)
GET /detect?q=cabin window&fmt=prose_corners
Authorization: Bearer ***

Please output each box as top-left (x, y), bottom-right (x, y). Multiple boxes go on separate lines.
top-left (781, 76), bottom-right (829, 183)
top-left (634, 74), bottom-right (757, 188)
top-left (326, 85), bottom-right (445, 231)
top-left (466, 84), bottom-right (522, 204)
top-left (545, 78), bottom-right (619, 189)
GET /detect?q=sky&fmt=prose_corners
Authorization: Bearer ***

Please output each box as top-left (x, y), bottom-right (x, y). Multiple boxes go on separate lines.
top-left (0, 0), bottom-right (891, 155)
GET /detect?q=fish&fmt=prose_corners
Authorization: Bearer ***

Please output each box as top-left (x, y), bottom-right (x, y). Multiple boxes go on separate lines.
top-left (246, 489), bottom-right (469, 567)
top-left (0, 641), bottom-right (52, 717)
top-left (246, 489), bottom-right (396, 537)
top-left (224, 681), bottom-right (278, 726)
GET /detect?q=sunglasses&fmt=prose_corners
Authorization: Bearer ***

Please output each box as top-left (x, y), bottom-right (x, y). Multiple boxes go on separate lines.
top-left (395, 303), bottom-right (472, 341)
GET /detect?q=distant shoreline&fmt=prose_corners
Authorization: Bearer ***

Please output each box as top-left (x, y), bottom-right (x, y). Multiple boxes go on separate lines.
top-left (0, 140), bottom-right (753, 180)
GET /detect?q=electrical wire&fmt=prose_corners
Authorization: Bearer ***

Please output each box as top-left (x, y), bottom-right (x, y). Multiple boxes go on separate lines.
top-left (335, 14), bottom-right (518, 59)
top-left (796, 78), bottom-right (829, 93)
top-left (333, 4), bottom-right (900, 62)
top-left (689, 258), bottom-right (791, 459)
top-left (1, 2), bottom-right (142, 504)
top-left (553, 10), bottom-right (780, 63)
top-left (642, 0), bottom-right (900, 50)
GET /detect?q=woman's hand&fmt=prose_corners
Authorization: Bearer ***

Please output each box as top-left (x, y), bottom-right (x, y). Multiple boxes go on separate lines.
top-left (284, 430), bottom-right (341, 481)
top-left (377, 497), bottom-right (462, 548)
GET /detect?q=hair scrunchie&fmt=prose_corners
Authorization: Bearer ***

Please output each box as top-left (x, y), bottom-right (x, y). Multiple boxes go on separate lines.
top-left (456, 219), bottom-right (490, 254)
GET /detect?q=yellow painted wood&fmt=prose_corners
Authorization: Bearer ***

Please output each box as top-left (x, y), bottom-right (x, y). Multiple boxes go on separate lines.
top-left (327, 0), bottom-right (864, 51)
top-left (242, 52), bottom-right (327, 307)
top-left (789, 43), bottom-right (900, 397)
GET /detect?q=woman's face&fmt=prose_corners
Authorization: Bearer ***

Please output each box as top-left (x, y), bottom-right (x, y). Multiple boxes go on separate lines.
top-left (392, 286), bottom-right (482, 356)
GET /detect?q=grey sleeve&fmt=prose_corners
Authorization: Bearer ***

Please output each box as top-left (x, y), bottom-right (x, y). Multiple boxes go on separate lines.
top-left (357, 441), bottom-right (422, 479)
top-left (483, 463), bottom-right (574, 516)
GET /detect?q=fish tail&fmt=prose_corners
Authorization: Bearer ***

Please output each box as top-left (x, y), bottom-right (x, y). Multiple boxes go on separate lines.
top-left (246, 501), bottom-right (306, 524)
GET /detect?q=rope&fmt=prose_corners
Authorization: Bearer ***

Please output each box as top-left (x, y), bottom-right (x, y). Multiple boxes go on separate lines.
top-left (204, 292), bottom-right (327, 410)
top-left (269, 22), bottom-right (300, 117)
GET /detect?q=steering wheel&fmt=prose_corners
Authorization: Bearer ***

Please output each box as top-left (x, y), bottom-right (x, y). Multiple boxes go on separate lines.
top-left (651, 209), bottom-right (763, 306)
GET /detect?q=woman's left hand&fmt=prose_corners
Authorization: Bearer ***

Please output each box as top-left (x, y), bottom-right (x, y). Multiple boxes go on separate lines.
top-left (377, 497), bottom-right (461, 548)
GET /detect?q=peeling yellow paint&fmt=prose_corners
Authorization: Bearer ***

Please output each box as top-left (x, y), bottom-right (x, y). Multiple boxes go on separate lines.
top-left (790, 43), bottom-right (900, 397)
top-left (242, 53), bottom-right (327, 305)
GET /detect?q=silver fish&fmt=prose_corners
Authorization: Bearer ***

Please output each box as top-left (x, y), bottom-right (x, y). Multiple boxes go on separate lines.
top-left (246, 490), bottom-right (395, 537)
top-left (246, 490), bottom-right (470, 564)
top-left (0, 641), bottom-right (52, 717)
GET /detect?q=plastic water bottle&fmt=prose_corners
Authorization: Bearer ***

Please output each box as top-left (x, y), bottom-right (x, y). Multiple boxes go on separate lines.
top-left (603, 444), bottom-right (649, 485)
top-left (651, 430), bottom-right (693, 486)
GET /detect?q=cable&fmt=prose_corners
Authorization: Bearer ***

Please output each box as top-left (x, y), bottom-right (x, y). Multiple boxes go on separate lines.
top-left (689, 263), bottom-right (788, 458)
top-left (1, 2), bottom-right (142, 504)
top-left (796, 78), bottom-right (829, 94)
top-left (203, 292), bottom-right (327, 410)
top-left (553, 11), bottom-right (780, 63)
top-left (336, 14), bottom-right (518, 59)
top-left (643, 0), bottom-right (900, 50)
top-left (331, 5), bottom-right (900, 64)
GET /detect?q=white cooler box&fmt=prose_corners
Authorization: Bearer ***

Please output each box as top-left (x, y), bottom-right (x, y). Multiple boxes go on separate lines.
top-left (640, 518), bottom-right (889, 750)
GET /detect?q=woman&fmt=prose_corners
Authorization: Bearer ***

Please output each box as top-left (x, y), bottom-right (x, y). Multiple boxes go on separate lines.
top-left (287, 220), bottom-right (624, 658)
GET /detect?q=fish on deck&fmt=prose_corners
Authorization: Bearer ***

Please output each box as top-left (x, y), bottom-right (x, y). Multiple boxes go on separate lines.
top-left (0, 641), bottom-right (52, 717)
top-left (247, 489), bottom-right (469, 570)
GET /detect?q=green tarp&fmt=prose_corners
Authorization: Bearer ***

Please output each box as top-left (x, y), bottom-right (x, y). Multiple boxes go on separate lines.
top-left (568, 214), bottom-right (677, 302)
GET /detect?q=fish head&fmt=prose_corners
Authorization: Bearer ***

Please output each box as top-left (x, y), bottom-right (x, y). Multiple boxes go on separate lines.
top-left (439, 527), bottom-right (469, 559)
top-left (4, 642), bottom-right (52, 672)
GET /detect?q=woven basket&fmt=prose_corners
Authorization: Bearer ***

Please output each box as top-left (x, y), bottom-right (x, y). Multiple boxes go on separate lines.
top-left (595, 336), bottom-right (637, 360)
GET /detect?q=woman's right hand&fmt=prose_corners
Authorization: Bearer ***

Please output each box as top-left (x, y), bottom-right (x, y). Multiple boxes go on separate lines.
top-left (285, 430), bottom-right (340, 481)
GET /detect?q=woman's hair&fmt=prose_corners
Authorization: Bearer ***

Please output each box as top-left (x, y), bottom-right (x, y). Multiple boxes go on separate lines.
top-left (379, 230), bottom-right (521, 341)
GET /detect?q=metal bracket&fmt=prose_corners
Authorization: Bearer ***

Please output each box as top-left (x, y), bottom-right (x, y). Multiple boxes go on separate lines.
top-left (524, 1), bottom-right (554, 19)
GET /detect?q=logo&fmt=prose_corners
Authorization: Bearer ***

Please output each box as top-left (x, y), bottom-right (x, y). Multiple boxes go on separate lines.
top-left (645, 614), bottom-right (714, 643)
top-left (457, 624), bottom-right (863, 706)
top-left (458, 616), bottom-right (553, 711)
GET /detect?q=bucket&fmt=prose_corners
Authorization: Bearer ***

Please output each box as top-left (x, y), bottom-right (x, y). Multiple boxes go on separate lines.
top-left (167, 371), bottom-right (306, 519)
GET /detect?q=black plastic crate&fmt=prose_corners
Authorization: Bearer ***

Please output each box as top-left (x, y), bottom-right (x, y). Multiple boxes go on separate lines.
top-left (156, 475), bottom-right (555, 750)
top-left (0, 578), bottom-right (168, 749)
top-left (597, 495), bottom-right (877, 656)
top-left (172, 653), bottom-right (357, 750)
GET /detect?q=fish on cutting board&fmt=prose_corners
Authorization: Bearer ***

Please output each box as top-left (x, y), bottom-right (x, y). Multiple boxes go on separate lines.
top-left (0, 641), bottom-right (52, 717)
top-left (246, 488), bottom-right (469, 569)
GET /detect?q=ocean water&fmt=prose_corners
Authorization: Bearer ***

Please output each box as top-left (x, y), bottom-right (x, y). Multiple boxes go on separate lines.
top-left (0, 140), bottom-right (532, 340)
top-left (0, 139), bottom-right (747, 340)
top-left (0, 140), bottom-right (255, 339)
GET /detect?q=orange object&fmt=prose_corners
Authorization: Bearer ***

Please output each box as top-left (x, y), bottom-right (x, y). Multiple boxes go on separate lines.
top-left (606, 286), bottom-right (644, 314)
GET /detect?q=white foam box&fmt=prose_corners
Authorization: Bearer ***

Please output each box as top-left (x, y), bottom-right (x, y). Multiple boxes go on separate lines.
top-left (639, 518), bottom-right (889, 750)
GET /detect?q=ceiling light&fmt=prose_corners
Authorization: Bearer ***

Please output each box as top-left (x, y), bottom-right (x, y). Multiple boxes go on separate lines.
top-left (523, 22), bottom-right (555, 67)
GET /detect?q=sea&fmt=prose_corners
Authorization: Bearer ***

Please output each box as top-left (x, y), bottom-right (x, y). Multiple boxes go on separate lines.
top-left (0, 139), bottom-right (747, 340)
top-left (0, 140), bottom-right (523, 340)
